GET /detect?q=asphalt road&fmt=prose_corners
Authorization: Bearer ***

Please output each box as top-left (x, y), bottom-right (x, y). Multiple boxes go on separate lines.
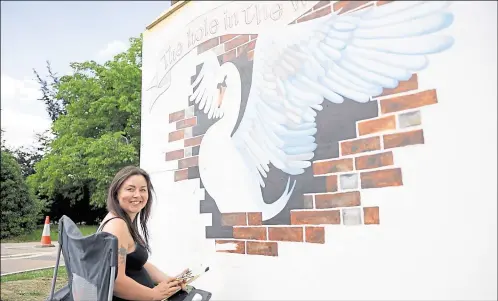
top-left (1, 242), bottom-right (65, 276)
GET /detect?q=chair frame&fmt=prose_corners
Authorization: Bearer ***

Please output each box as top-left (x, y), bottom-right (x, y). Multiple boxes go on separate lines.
top-left (47, 217), bottom-right (117, 301)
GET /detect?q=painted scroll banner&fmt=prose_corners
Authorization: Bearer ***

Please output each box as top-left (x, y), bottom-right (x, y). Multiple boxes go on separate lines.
top-left (146, 0), bottom-right (319, 110)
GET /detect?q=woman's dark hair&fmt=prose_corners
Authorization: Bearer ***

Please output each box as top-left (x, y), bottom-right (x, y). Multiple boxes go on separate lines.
top-left (106, 165), bottom-right (154, 253)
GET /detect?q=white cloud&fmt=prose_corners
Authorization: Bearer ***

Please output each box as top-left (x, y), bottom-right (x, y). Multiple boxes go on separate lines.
top-left (1, 74), bottom-right (41, 104)
top-left (1, 74), bottom-right (51, 150)
top-left (97, 40), bottom-right (129, 61)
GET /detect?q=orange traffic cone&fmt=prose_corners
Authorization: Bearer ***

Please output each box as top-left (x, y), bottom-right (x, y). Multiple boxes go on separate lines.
top-left (40, 216), bottom-right (55, 247)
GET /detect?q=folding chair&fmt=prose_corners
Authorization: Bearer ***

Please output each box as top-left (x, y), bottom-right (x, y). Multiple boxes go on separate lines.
top-left (46, 215), bottom-right (212, 301)
top-left (46, 215), bottom-right (118, 301)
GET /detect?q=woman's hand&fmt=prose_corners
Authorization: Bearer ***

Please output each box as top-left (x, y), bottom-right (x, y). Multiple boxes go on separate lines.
top-left (151, 278), bottom-right (181, 300)
top-left (174, 269), bottom-right (190, 290)
top-left (179, 279), bottom-right (187, 291)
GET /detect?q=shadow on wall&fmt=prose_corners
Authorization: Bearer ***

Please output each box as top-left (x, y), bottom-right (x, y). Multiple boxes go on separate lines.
top-left (189, 34), bottom-right (378, 233)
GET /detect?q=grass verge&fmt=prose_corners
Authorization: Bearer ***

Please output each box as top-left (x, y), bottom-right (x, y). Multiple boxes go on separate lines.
top-left (1, 266), bottom-right (68, 301)
top-left (1, 266), bottom-right (67, 283)
top-left (1, 225), bottom-right (98, 243)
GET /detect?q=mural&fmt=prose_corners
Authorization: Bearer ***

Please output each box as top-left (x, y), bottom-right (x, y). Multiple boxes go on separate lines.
top-left (162, 0), bottom-right (455, 256)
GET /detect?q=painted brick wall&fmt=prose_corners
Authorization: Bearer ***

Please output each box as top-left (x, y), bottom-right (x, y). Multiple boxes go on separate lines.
top-left (165, 0), bottom-right (442, 257)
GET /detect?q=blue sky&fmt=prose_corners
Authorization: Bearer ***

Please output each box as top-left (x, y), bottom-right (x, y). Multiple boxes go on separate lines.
top-left (1, 1), bottom-right (171, 149)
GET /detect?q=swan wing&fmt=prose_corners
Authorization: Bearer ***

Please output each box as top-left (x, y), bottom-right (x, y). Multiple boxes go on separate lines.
top-left (232, 1), bottom-right (454, 187)
top-left (189, 50), bottom-right (225, 119)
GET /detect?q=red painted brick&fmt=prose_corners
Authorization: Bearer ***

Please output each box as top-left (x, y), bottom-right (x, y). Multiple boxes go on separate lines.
top-left (247, 50), bottom-right (254, 61)
top-left (297, 6), bottom-right (331, 23)
top-left (215, 240), bottom-right (245, 254)
top-left (355, 151), bottom-right (394, 170)
top-left (225, 35), bottom-right (249, 51)
top-left (302, 8), bottom-right (313, 15)
top-left (237, 40), bottom-right (256, 57)
top-left (291, 210), bottom-right (341, 225)
top-left (220, 34), bottom-right (238, 43)
top-left (315, 191), bottom-right (361, 209)
top-left (169, 129), bottom-right (184, 142)
top-left (178, 156), bottom-right (198, 169)
top-left (250, 34), bottom-right (258, 40)
top-left (221, 213), bottom-right (247, 226)
top-left (222, 49), bottom-right (236, 63)
top-left (383, 129), bottom-right (424, 149)
top-left (246, 241), bottom-right (278, 256)
top-left (361, 168), bottom-right (403, 189)
top-left (268, 227), bottom-right (303, 242)
top-left (184, 135), bottom-right (203, 147)
top-left (334, 1), bottom-right (372, 13)
top-left (305, 227), bottom-right (325, 244)
top-left (341, 136), bottom-right (381, 156)
top-left (364, 207), bottom-right (380, 224)
top-left (198, 37), bottom-right (220, 54)
top-left (174, 169), bottom-right (188, 182)
top-left (247, 212), bottom-right (262, 225)
top-left (358, 115), bottom-right (396, 136)
top-left (169, 110), bottom-right (185, 123)
top-left (176, 117), bottom-right (197, 130)
top-left (313, 158), bottom-right (354, 175)
top-left (313, 1), bottom-right (330, 10)
top-left (325, 175), bottom-right (338, 192)
top-left (376, 0), bottom-right (393, 6)
top-left (380, 90), bottom-right (437, 114)
top-left (233, 227), bottom-right (266, 240)
top-left (165, 149), bottom-right (184, 161)
top-left (379, 74), bottom-right (418, 97)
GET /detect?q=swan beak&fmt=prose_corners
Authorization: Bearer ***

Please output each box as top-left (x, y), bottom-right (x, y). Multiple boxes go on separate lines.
top-left (217, 86), bottom-right (226, 107)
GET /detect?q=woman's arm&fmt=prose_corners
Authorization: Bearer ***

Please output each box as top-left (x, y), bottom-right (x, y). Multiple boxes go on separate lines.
top-left (103, 219), bottom-right (168, 301)
top-left (144, 261), bottom-right (169, 284)
top-left (144, 262), bottom-right (187, 290)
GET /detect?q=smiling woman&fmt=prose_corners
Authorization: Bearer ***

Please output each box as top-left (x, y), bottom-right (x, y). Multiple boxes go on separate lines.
top-left (98, 166), bottom-right (187, 301)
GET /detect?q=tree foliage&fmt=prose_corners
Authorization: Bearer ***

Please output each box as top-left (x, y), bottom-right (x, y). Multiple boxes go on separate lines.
top-left (33, 60), bottom-right (67, 122)
top-left (5, 61), bottom-right (61, 181)
top-left (1, 150), bottom-right (43, 238)
top-left (28, 36), bottom-right (143, 208)
top-left (10, 130), bottom-right (52, 178)
top-left (1, 128), bottom-right (7, 152)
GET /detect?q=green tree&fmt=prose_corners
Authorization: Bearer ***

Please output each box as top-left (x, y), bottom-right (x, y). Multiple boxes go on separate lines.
top-left (1, 128), bottom-right (7, 152)
top-left (33, 60), bottom-right (67, 122)
top-left (28, 36), bottom-right (143, 208)
top-left (8, 61), bottom-right (60, 179)
top-left (1, 150), bottom-right (43, 238)
top-left (11, 130), bottom-right (52, 179)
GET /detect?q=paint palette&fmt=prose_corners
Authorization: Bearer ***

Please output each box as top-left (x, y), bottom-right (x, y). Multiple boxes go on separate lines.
top-left (176, 268), bottom-right (193, 282)
top-left (175, 265), bottom-right (210, 285)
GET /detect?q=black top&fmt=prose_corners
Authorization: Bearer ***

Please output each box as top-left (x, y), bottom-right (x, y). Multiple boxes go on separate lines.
top-left (97, 217), bottom-right (155, 301)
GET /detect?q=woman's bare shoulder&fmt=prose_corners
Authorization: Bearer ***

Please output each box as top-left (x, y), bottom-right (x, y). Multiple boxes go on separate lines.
top-left (101, 215), bottom-right (132, 241)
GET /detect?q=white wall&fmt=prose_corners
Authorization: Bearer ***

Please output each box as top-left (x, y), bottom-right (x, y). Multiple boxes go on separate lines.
top-left (140, 1), bottom-right (497, 300)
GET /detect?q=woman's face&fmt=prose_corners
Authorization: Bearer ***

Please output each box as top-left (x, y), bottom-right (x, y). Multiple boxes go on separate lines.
top-left (117, 174), bottom-right (149, 219)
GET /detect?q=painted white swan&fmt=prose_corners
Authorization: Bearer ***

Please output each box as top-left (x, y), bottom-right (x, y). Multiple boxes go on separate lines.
top-left (189, 1), bottom-right (455, 221)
